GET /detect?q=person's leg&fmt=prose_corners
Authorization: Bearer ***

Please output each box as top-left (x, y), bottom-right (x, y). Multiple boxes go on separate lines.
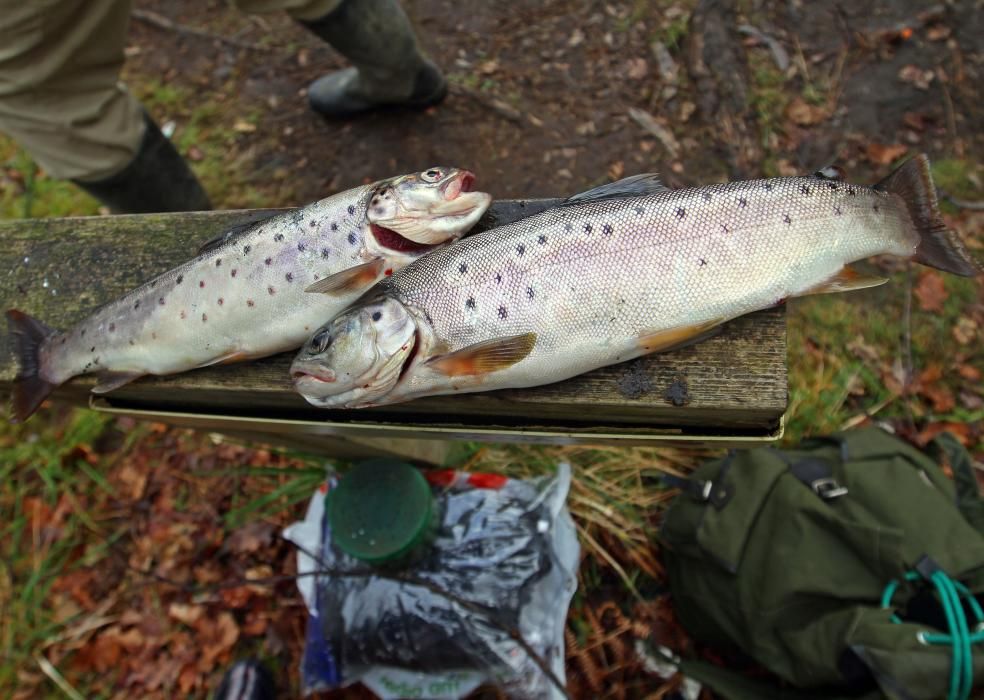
top-left (0, 0), bottom-right (210, 212)
top-left (235, 0), bottom-right (446, 118)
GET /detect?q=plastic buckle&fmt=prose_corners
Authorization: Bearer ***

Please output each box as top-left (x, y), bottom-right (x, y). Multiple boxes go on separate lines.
top-left (811, 477), bottom-right (848, 499)
top-left (698, 480), bottom-right (713, 501)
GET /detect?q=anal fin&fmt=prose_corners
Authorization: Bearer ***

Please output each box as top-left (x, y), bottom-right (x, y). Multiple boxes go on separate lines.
top-left (305, 258), bottom-right (385, 295)
top-left (637, 319), bottom-right (726, 353)
top-left (796, 266), bottom-right (888, 297)
top-left (91, 371), bottom-right (143, 394)
top-left (426, 332), bottom-right (537, 377)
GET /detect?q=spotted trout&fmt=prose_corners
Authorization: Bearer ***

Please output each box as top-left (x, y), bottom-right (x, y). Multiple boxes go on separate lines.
top-left (7, 167), bottom-right (491, 422)
top-left (291, 154), bottom-right (980, 408)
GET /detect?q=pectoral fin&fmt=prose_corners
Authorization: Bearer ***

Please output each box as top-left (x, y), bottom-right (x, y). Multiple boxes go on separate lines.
top-left (426, 332), bottom-right (537, 376)
top-left (197, 212), bottom-right (278, 255)
top-left (797, 266), bottom-right (888, 296)
top-left (305, 258), bottom-right (385, 295)
top-left (637, 319), bottom-right (725, 353)
top-left (91, 371), bottom-right (143, 394)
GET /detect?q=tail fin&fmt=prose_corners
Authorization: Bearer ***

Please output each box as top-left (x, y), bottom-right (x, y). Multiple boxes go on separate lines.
top-left (6, 309), bottom-right (58, 423)
top-left (874, 154), bottom-right (982, 276)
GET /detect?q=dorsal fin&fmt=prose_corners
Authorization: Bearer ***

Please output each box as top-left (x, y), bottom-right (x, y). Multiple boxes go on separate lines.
top-left (196, 211), bottom-right (280, 255)
top-left (813, 165), bottom-right (846, 181)
top-left (564, 174), bottom-right (668, 205)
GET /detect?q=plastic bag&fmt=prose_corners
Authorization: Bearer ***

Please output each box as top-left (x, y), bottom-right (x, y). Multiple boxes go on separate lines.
top-left (283, 463), bottom-right (578, 699)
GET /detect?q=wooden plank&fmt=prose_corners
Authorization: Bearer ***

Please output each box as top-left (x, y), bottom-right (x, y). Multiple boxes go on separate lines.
top-left (0, 201), bottom-right (787, 435)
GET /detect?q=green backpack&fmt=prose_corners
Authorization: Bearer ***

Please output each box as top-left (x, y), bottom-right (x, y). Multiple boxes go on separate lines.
top-left (661, 427), bottom-right (984, 700)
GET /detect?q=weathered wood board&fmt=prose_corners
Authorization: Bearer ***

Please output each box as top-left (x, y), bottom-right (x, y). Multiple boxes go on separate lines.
top-left (0, 200), bottom-right (787, 440)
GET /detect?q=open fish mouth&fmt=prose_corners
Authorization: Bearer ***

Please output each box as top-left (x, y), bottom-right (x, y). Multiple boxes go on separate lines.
top-left (370, 223), bottom-right (447, 253)
top-left (440, 170), bottom-right (476, 200)
top-left (291, 369), bottom-right (335, 384)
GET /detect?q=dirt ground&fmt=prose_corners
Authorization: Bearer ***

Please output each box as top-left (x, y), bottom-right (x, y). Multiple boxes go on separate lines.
top-left (126, 0), bottom-right (982, 203)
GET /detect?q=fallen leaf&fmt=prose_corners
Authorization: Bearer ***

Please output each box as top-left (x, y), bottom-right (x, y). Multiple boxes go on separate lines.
top-left (865, 143), bottom-right (908, 166)
top-left (233, 119), bottom-right (257, 133)
top-left (219, 585), bottom-right (253, 609)
top-left (847, 335), bottom-right (881, 364)
top-left (926, 25), bottom-right (951, 41)
top-left (914, 270), bottom-right (947, 312)
top-left (959, 391), bottom-right (983, 410)
top-left (917, 421), bottom-right (971, 446)
top-left (922, 384), bottom-right (955, 413)
top-left (225, 521), bottom-right (274, 555)
top-left (608, 161), bottom-right (625, 180)
top-left (898, 64), bottom-right (935, 90)
top-left (627, 108), bottom-right (680, 158)
top-left (786, 96), bottom-right (828, 126)
top-left (479, 59), bottom-right (498, 75)
top-left (186, 146), bottom-right (204, 162)
top-left (568, 28), bottom-right (585, 47)
top-left (952, 316), bottom-right (978, 345)
top-left (957, 364), bottom-right (981, 381)
top-left (626, 57), bottom-right (649, 80)
top-left (168, 603), bottom-right (205, 626)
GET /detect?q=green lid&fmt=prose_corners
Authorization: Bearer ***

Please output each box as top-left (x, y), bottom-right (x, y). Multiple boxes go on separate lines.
top-left (327, 458), bottom-right (434, 565)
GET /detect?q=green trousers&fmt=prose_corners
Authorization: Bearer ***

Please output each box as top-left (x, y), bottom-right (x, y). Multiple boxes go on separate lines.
top-left (0, 0), bottom-right (341, 182)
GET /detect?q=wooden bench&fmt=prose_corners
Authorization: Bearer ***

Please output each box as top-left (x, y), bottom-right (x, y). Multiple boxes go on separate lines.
top-left (0, 200), bottom-right (787, 462)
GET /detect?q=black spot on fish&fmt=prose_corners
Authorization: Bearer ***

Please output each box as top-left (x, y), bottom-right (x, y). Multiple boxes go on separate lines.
top-left (215, 258), bottom-right (222, 267)
top-left (527, 287), bottom-right (535, 299)
top-left (180, 310), bottom-right (186, 319)
top-left (873, 203), bottom-right (880, 213)
top-left (498, 306), bottom-right (508, 319)
top-left (634, 205), bottom-right (645, 215)
top-left (199, 280), bottom-right (206, 288)
top-left (699, 258), bottom-right (707, 266)
top-left (158, 297), bottom-right (165, 306)
top-left (347, 205), bottom-right (355, 215)
top-left (517, 244), bottom-right (526, 255)
top-left (331, 222), bottom-right (338, 231)
top-left (285, 272), bottom-right (293, 282)
top-left (129, 339), bottom-right (134, 345)
top-left (466, 297), bottom-right (475, 309)
top-left (584, 223), bottom-right (592, 234)
top-left (309, 220), bottom-right (317, 228)
top-left (564, 222), bottom-right (573, 232)
top-left (783, 214), bottom-right (792, 225)
top-left (347, 232), bottom-right (357, 245)
top-left (274, 233), bottom-right (285, 242)
top-left (81, 329), bottom-right (85, 336)
top-left (291, 210), bottom-right (304, 225)
top-left (676, 207), bottom-right (686, 219)
top-left (90, 346), bottom-right (95, 353)
top-left (268, 286), bottom-right (275, 295)
top-left (134, 301), bottom-right (140, 309)
top-left (176, 275), bottom-right (183, 284)
top-left (702, 192), bottom-right (712, 201)
top-left (834, 206), bottom-right (842, 215)
top-left (243, 245), bottom-right (251, 255)
top-left (321, 248), bottom-right (331, 259)
top-left (109, 323), bottom-right (115, 332)
top-left (847, 187), bottom-right (856, 196)
top-left (60, 338), bottom-right (66, 345)
top-left (721, 224), bottom-right (730, 233)
top-left (538, 234), bottom-right (547, 244)
top-left (218, 298), bottom-right (224, 306)
top-left (265, 257), bottom-right (272, 265)
top-left (459, 262), bottom-right (467, 274)
top-left (495, 273), bottom-right (502, 284)
top-left (231, 269), bottom-right (237, 277)
top-left (800, 184), bottom-right (810, 195)
top-left (827, 182), bottom-right (838, 190)
top-left (372, 311), bottom-right (382, 321)
top-left (764, 183), bottom-right (773, 191)
top-left (202, 313), bottom-right (208, 322)
top-left (297, 242), bottom-right (306, 252)
top-left (738, 197), bottom-right (747, 208)
top-left (247, 299), bottom-right (255, 307)
top-left (602, 224), bottom-right (613, 235)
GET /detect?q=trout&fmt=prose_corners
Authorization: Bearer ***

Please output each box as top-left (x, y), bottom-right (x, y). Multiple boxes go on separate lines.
top-left (290, 154), bottom-right (980, 408)
top-left (7, 167), bottom-right (491, 421)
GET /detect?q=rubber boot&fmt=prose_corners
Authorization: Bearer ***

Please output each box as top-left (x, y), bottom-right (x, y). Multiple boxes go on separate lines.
top-left (298, 0), bottom-right (447, 118)
top-left (72, 113), bottom-right (212, 214)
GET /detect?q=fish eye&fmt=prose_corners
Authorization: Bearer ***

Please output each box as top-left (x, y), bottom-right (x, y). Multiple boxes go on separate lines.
top-left (371, 311), bottom-right (383, 322)
top-left (422, 168), bottom-right (443, 182)
top-left (311, 329), bottom-right (332, 353)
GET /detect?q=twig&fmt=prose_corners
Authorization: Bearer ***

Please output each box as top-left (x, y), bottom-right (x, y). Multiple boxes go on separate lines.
top-left (449, 83), bottom-right (531, 125)
top-left (627, 108), bottom-right (680, 159)
top-left (35, 653), bottom-right (86, 700)
top-left (131, 9), bottom-right (275, 52)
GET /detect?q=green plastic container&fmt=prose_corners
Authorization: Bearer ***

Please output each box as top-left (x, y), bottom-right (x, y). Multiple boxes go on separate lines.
top-left (326, 458), bottom-right (436, 567)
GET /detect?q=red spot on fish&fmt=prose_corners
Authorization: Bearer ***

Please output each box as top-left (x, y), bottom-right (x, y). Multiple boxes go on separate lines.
top-left (218, 298), bottom-right (224, 306)
top-left (231, 269), bottom-right (237, 277)
top-left (199, 280), bottom-right (205, 288)
top-left (180, 310), bottom-right (186, 319)
top-left (202, 313), bottom-right (208, 322)
top-left (247, 299), bottom-right (255, 307)
top-left (268, 286), bottom-right (275, 295)
top-left (384, 268), bottom-right (393, 276)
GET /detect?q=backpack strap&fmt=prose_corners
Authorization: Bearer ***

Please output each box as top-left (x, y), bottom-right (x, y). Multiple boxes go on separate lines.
top-left (787, 457), bottom-right (849, 500)
top-left (659, 452), bottom-right (736, 508)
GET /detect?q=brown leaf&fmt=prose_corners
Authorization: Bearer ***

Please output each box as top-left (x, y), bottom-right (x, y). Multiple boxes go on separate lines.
top-left (917, 421), bottom-right (972, 446)
top-left (225, 521), bottom-right (274, 555)
top-left (607, 161), bottom-right (625, 181)
top-left (219, 585), bottom-right (253, 609)
top-left (898, 64), bottom-right (935, 89)
top-left (957, 364), bottom-right (982, 381)
top-left (167, 603), bottom-right (204, 626)
top-left (914, 270), bottom-right (947, 312)
top-left (847, 335), bottom-right (881, 364)
top-left (922, 384), bottom-right (955, 413)
top-left (865, 143), bottom-right (909, 166)
top-left (625, 57), bottom-right (649, 80)
top-left (959, 391), bottom-right (983, 410)
top-left (195, 611), bottom-right (240, 672)
top-left (786, 96), bottom-right (829, 126)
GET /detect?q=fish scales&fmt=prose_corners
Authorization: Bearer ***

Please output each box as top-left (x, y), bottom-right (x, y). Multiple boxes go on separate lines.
top-left (389, 177), bottom-right (912, 388)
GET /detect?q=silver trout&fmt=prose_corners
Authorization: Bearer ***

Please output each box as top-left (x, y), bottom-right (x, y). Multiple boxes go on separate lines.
top-left (291, 154), bottom-right (979, 408)
top-left (7, 167), bottom-right (491, 421)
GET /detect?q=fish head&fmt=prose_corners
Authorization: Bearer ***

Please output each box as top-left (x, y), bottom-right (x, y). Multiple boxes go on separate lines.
top-left (366, 167), bottom-right (491, 247)
top-left (291, 296), bottom-right (417, 408)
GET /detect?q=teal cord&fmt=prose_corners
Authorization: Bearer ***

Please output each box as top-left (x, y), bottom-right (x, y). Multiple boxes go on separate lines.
top-left (882, 569), bottom-right (983, 700)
